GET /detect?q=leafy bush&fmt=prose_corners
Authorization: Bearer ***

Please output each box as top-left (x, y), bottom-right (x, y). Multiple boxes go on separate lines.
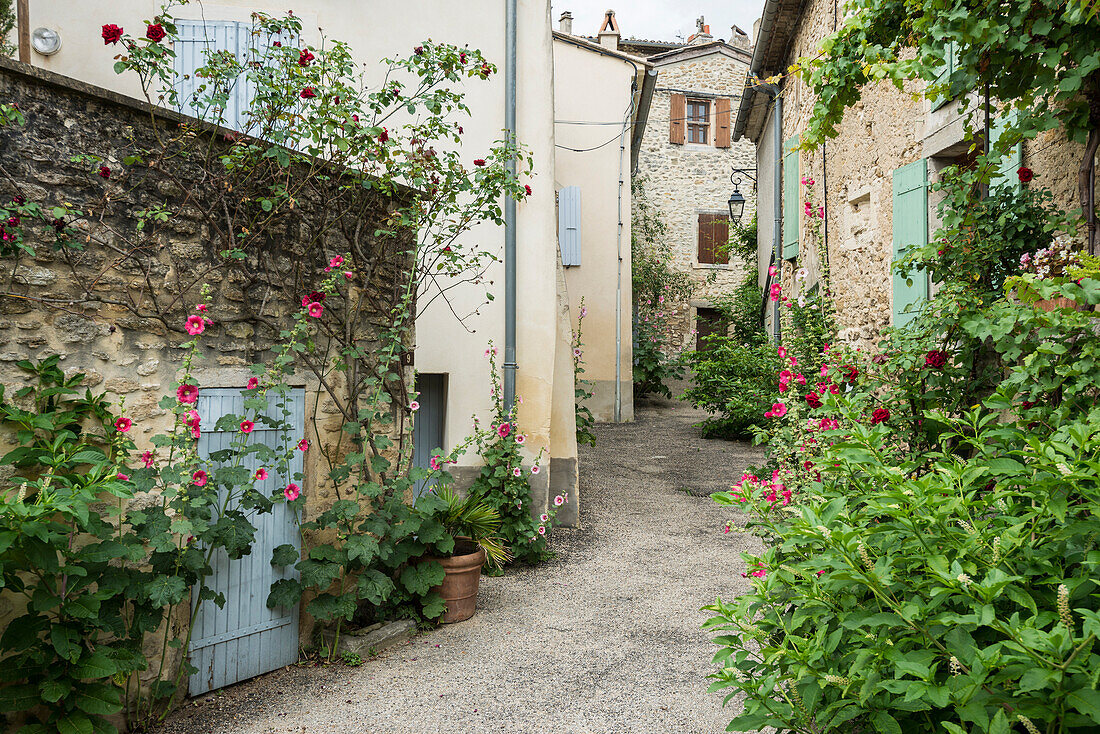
top-left (682, 339), bottom-right (780, 439)
top-left (573, 300), bottom-right (596, 447)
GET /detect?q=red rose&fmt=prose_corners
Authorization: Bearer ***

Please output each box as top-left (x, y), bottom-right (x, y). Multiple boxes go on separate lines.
top-left (870, 407), bottom-right (890, 425)
top-left (473, 159), bottom-right (486, 166)
top-left (524, 184), bottom-right (532, 196)
top-left (98, 166), bottom-right (111, 179)
top-left (414, 46), bottom-right (424, 56)
top-left (925, 350), bottom-right (948, 369)
top-left (805, 392), bottom-right (823, 409)
top-left (300, 87), bottom-right (317, 99)
top-left (146, 23), bottom-right (166, 42)
top-left (844, 365), bottom-right (858, 382)
top-left (1017, 166), bottom-right (1034, 183)
top-left (102, 24), bottom-right (124, 45)
top-left (298, 49), bottom-right (314, 66)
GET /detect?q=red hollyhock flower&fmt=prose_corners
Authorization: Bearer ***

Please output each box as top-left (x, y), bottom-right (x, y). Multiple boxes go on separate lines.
top-left (300, 87), bottom-right (317, 99)
top-left (298, 49), bottom-right (314, 66)
top-left (1017, 166), bottom-right (1034, 183)
top-left (925, 350), bottom-right (948, 369)
top-left (870, 407), bottom-right (891, 425)
top-left (102, 24), bottom-right (124, 45)
top-left (805, 392), bottom-right (823, 409)
top-left (146, 23), bottom-right (166, 42)
top-left (98, 166), bottom-right (111, 179)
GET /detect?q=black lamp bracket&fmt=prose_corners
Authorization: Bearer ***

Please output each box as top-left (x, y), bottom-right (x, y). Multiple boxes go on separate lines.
top-left (730, 167), bottom-right (757, 192)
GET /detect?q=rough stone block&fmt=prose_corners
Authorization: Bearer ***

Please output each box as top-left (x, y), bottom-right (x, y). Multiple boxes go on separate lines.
top-left (325, 619), bottom-right (416, 659)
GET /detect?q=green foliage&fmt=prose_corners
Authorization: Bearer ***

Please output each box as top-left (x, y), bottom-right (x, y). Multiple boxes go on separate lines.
top-left (712, 271), bottom-right (767, 347)
top-left (572, 299), bottom-right (596, 447)
top-left (416, 485), bottom-right (510, 567)
top-left (682, 339), bottom-right (781, 439)
top-left (467, 346), bottom-right (564, 566)
top-left (631, 178), bottom-right (693, 398)
top-left (726, 212), bottom-right (758, 266)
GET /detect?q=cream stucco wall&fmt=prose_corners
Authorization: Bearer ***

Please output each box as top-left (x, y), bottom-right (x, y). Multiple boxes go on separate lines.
top-left (24, 0), bottom-right (575, 513)
top-left (551, 37), bottom-right (637, 423)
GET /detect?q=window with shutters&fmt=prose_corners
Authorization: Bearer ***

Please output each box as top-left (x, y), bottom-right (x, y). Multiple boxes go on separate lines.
top-left (557, 186), bottom-right (581, 266)
top-left (686, 99), bottom-right (710, 145)
top-left (892, 159), bottom-right (929, 327)
top-left (697, 212), bottom-right (730, 265)
top-left (931, 41), bottom-right (961, 111)
top-left (782, 135), bottom-right (800, 259)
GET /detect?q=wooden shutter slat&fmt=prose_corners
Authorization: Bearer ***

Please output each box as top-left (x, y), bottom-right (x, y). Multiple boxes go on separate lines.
top-left (715, 97), bottom-right (731, 148)
top-left (670, 93), bottom-right (686, 145)
top-left (715, 215), bottom-right (729, 264)
top-left (891, 159), bottom-right (929, 327)
top-left (782, 135), bottom-right (800, 259)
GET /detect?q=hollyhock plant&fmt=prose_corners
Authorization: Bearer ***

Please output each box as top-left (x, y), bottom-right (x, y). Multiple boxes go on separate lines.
top-left (176, 384), bottom-right (198, 404)
top-left (284, 483), bottom-right (300, 501)
top-left (409, 401), bottom-right (420, 411)
top-left (512, 467), bottom-right (522, 477)
top-left (297, 438), bottom-right (309, 452)
top-left (246, 377), bottom-right (259, 390)
top-left (254, 468), bottom-right (268, 481)
top-left (114, 417), bottom-right (132, 433)
top-left (185, 315), bottom-right (205, 336)
top-left (307, 302), bottom-right (324, 318)
top-left (192, 470), bottom-right (208, 487)
top-left (239, 420), bottom-right (254, 434)
top-left (497, 422), bottom-right (511, 438)
top-left (141, 450), bottom-right (155, 468)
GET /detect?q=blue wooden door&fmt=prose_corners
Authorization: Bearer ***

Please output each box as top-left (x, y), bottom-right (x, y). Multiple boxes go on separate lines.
top-left (188, 388), bottom-right (303, 695)
top-left (412, 374), bottom-right (446, 497)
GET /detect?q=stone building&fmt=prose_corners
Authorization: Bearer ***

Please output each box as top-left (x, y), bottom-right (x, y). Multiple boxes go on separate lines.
top-left (0, 57), bottom-right (411, 697)
top-left (610, 14), bottom-right (757, 351)
top-left (735, 0), bottom-right (1097, 349)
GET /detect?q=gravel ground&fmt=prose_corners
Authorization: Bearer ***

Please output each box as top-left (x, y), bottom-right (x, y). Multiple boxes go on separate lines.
top-left (159, 385), bottom-right (765, 734)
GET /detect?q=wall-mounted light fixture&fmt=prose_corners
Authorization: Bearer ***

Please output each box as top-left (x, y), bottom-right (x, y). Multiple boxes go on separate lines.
top-left (31, 28), bottom-right (62, 56)
top-left (728, 167), bottom-right (756, 224)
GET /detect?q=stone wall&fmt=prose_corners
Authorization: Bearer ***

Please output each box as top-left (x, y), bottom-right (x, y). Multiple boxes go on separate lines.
top-left (634, 48), bottom-right (758, 349)
top-left (0, 59), bottom-right (412, 664)
top-left (770, 0), bottom-right (1097, 352)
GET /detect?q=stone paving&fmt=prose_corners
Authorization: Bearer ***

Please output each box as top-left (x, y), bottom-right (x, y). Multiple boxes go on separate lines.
top-left (160, 387), bottom-right (765, 734)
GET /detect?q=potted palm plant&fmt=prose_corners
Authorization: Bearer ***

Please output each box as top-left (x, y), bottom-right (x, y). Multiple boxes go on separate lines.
top-left (417, 486), bottom-right (510, 623)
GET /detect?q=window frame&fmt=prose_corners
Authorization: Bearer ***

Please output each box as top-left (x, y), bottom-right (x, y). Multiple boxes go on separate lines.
top-left (686, 98), bottom-right (711, 146)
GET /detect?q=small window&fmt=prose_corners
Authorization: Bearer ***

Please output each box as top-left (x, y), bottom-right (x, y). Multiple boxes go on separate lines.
top-left (697, 212), bottom-right (730, 265)
top-left (686, 99), bottom-right (710, 145)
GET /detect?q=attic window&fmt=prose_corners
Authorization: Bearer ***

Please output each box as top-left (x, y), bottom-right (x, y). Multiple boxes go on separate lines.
top-left (686, 98), bottom-right (710, 144)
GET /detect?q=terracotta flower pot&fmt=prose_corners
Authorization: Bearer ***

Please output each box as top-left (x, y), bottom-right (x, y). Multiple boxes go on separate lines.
top-left (426, 540), bottom-right (485, 623)
top-left (1035, 297), bottom-right (1079, 312)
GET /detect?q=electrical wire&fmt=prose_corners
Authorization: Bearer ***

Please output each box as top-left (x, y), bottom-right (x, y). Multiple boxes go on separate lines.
top-left (555, 131), bottom-right (631, 152)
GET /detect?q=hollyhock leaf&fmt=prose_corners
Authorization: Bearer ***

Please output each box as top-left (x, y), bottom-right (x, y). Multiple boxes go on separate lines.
top-left (270, 543), bottom-right (299, 567)
top-left (356, 569), bottom-right (395, 605)
top-left (146, 576), bottom-right (186, 607)
top-left (306, 591), bottom-right (356, 622)
top-left (267, 578), bottom-right (302, 609)
top-left (400, 560), bottom-right (444, 596)
top-left (345, 534), bottom-right (380, 563)
top-left (421, 591), bottom-right (447, 619)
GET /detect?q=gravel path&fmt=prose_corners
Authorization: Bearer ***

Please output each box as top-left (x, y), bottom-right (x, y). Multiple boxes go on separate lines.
top-left (160, 387), bottom-right (765, 734)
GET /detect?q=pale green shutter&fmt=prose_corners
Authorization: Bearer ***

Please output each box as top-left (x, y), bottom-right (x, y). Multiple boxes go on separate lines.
top-left (931, 41), bottom-right (957, 110)
top-left (989, 111), bottom-right (1022, 193)
top-left (892, 159), bottom-right (929, 327)
top-left (782, 135), bottom-right (799, 259)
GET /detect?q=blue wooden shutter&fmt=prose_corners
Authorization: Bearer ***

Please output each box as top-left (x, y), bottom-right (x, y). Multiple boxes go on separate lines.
top-left (558, 186), bottom-right (581, 266)
top-left (989, 111), bottom-right (1022, 193)
top-left (174, 20), bottom-right (295, 132)
top-left (782, 135), bottom-right (800, 260)
top-left (891, 159), bottom-right (929, 327)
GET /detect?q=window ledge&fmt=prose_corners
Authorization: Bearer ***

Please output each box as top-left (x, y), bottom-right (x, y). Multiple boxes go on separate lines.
top-left (694, 263), bottom-right (734, 270)
top-left (683, 144), bottom-right (717, 152)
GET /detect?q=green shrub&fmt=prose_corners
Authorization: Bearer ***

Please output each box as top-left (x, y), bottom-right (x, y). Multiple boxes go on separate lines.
top-left (682, 339), bottom-right (780, 439)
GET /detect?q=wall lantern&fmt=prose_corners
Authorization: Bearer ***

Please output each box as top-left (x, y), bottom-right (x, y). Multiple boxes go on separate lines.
top-left (728, 168), bottom-right (756, 225)
top-left (31, 28), bottom-right (62, 56)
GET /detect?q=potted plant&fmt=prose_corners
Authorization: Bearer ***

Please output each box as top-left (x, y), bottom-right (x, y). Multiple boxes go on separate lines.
top-left (417, 486), bottom-right (510, 623)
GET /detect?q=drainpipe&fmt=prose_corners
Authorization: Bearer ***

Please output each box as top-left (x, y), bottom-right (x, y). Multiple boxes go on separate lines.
top-left (503, 0), bottom-right (518, 415)
top-left (753, 80), bottom-right (782, 341)
top-left (614, 86), bottom-right (635, 422)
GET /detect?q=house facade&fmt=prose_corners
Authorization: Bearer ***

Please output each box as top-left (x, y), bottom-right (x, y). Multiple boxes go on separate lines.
top-left (625, 16), bottom-right (757, 352)
top-left (735, 0), bottom-right (1095, 349)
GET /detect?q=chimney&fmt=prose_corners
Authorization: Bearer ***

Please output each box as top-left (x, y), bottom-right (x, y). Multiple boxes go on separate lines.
top-left (598, 9), bottom-right (620, 50)
top-left (559, 11), bottom-right (573, 35)
top-left (688, 16), bottom-right (713, 45)
top-left (729, 24), bottom-right (750, 50)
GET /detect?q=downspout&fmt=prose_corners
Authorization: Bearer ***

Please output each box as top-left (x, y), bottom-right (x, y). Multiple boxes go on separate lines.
top-left (503, 0), bottom-right (518, 415)
top-left (614, 87), bottom-right (635, 422)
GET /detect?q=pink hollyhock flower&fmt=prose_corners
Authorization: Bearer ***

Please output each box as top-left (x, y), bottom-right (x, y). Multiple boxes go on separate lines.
top-left (573, 347), bottom-right (582, 358)
top-left (777, 346), bottom-right (787, 359)
top-left (804, 202), bottom-right (814, 217)
top-left (409, 401), bottom-right (420, 411)
top-left (177, 384), bottom-right (198, 404)
top-left (343, 271), bottom-right (353, 279)
top-left (192, 469), bottom-right (208, 487)
top-left (308, 302), bottom-right (324, 318)
top-left (768, 265), bottom-right (778, 277)
top-left (185, 315), bottom-right (205, 335)
top-left (769, 284), bottom-right (782, 301)
top-left (779, 369), bottom-right (793, 382)
top-left (580, 306), bottom-right (588, 317)
top-left (101, 24), bottom-right (123, 45)
top-left (429, 455), bottom-right (442, 471)
top-left (196, 304), bottom-right (208, 312)
top-left (537, 525), bottom-right (546, 535)
top-left (239, 420), bottom-right (254, 434)
top-left (820, 364), bottom-right (829, 377)
top-left (142, 451), bottom-right (155, 467)
top-left (818, 206), bottom-right (824, 218)
top-left (805, 392), bottom-right (823, 409)
top-left (777, 383), bottom-right (788, 394)
top-left (247, 377), bottom-right (259, 390)
top-left (512, 467), bottom-right (522, 477)
top-left (801, 176), bottom-right (815, 186)
top-left (116, 473), bottom-right (129, 481)
top-left (516, 434), bottom-right (526, 444)
top-left (329, 255), bottom-right (345, 268)
top-left (254, 468), bottom-right (268, 481)
top-left (146, 23), bottom-right (166, 42)
top-left (925, 350), bottom-right (948, 368)
top-left (184, 409), bottom-right (201, 438)
top-left (828, 384), bottom-right (840, 395)
top-left (531, 464), bottom-right (540, 475)
top-left (553, 495), bottom-right (565, 507)
top-left (789, 356), bottom-right (798, 367)
top-left (497, 422), bottom-right (511, 438)
top-left (541, 513), bottom-right (549, 522)
top-left (795, 373), bottom-right (807, 386)
top-left (769, 402), bottom-right (788, 418)
top-left (297, 438), bottom-right (309, 452)
top-left (284, 483), bottom-right (300, 501)
top-left (114, 417), bottom-right (132, 433)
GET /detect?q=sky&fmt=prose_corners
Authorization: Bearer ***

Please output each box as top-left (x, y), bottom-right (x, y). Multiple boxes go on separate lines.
top-left (550, 0), bottom-right (767, 45)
